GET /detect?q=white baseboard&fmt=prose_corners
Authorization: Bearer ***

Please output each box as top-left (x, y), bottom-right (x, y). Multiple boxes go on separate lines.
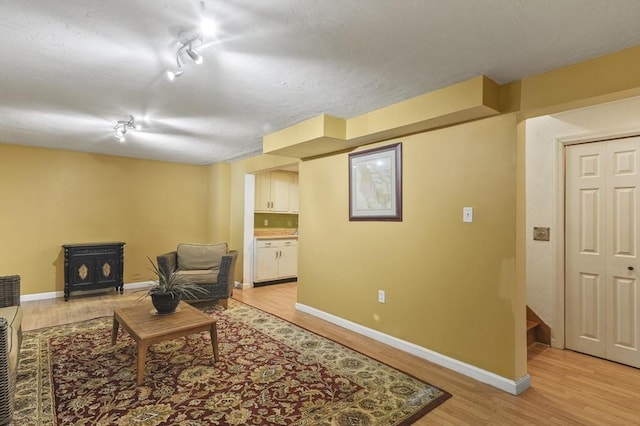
top-left (20, 281), bottom-right (154, 303)
top-left (21, 291), bottom-right (61, 302)
top-left (236, 281), bottom-right (253, 290)
top-left (295, 302), bottom-right (531, 395)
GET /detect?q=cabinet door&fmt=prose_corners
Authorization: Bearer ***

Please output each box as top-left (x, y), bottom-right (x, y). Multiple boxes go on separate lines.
top-left (289, 173), bottom-right (299, 213)
top-left (254, 173), bottom-right (272, 211)
top-left (255, 243), bottom-right (280, 281)
top-left (270, 171), bottom-right (291, 212)
top-left (69, 256), bottom-right (96, 287)
top-left (278, 240), bottom-right (298, 278)
top-left (95, 256), bottom-right (119, 285)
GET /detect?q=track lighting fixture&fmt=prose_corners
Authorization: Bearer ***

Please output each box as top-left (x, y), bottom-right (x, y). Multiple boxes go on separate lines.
top-left (186, 44), bottom-right (203, 64)
top-left (167, 67), bottom-right (184, 81)
top-left (113, 115), bottom-right (139, 142)
top-left (166, 31), bottom-right (205, 81)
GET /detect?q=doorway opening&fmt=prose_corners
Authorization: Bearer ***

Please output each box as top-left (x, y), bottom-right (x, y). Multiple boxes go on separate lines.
top-left (525, 96), bottom-right (640, 368)
top-left (241, 163), bottom-right (300, 289)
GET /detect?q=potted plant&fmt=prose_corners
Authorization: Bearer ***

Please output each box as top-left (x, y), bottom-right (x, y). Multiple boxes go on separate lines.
top-left (142, 257), bottom-right (207, 314)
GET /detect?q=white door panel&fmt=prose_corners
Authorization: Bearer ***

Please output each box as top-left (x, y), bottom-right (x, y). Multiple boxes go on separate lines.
top-left (567, 143), bottom-right (607, 357)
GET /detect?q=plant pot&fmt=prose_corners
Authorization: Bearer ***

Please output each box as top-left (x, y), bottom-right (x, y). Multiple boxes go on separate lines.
top-left (151, 292), bottom-right (180, 314)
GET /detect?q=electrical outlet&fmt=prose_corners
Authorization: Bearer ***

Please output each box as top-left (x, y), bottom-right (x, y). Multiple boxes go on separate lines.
top-left (263, 219), bottom-right (268, 226)
top-left (378, 290), bottom-right (386, 304)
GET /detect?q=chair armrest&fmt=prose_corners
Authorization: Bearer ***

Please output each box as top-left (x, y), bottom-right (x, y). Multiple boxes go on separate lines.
top-left (0, 318), bottom-right (8, 353)
top-left (218, 251), bottom-right (239, 294)
top-left (156, 252), bottom-right (177, 278)
top-left (0, 276), bottom-right (20, 308)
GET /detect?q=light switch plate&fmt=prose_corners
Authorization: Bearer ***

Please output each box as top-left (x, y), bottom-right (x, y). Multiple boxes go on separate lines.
top-left (463, 207), bottom-right (473, 223)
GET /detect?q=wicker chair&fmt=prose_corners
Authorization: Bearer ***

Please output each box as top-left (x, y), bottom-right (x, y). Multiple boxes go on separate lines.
top-left (0, 275), bottom-right (22, 426)
top-left (157, 244), bottom-right (238, 309)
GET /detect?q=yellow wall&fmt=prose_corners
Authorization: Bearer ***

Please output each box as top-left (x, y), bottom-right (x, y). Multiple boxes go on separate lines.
top-left (0, 142), bottom-right (297, 294)
top-left (517, 45), bottom-right (640, 116)
top-left (0, 143), bottom-right (209, 295)
top-left (206, 162), bottom-right (231, 243)
top-left (298, 114), bottom-right (518, 377)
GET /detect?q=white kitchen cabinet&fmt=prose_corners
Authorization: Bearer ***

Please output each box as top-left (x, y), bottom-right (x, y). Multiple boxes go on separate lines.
top-left (289, 173), bottom-right (299, 213)
top-left (255, 242), bottom-right (279, 281)
top-left (277, 240), bottom-right (298, 277)
top-left (254, 238), bottom-right (298, 282)
top-left (255, 171), bottom-right (298, 213)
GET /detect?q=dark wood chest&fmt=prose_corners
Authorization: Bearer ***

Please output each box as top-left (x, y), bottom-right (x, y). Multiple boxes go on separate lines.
top-left (63, 242), bottom-right (125, 300)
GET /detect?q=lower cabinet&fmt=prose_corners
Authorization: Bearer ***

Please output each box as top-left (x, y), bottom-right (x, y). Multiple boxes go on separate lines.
top-left (63, 242), bottom-right (125, 300)
top-left (254, 239), bottom-right (297, 283)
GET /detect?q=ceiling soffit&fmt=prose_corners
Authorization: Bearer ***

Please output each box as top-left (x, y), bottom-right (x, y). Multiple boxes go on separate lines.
top-left (263, 76), bottom-right (501, 159)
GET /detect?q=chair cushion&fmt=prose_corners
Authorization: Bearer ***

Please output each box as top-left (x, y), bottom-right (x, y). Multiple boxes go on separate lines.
top-left (174, 269), bottom-right (220, 285)
top-left (0, 305), bottom-right (22, 373)
top-left (177, 243), bottom-right (227, 270)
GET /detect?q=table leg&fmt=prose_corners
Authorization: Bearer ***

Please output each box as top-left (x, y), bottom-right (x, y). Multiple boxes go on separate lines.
top-left (210, 323), bottom-right (219, 362)
top-left (137, 340), bottom-right (148, 386)
top-left (111, 317), bottom-right (119, 345)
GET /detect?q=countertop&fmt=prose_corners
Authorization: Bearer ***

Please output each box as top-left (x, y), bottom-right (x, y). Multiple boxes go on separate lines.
top-left (254, 228), bottom-right (297, 240)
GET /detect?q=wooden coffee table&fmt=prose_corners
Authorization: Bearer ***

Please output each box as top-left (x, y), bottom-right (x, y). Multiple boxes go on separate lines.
top-left (111, 301), bottom-right (219, 385)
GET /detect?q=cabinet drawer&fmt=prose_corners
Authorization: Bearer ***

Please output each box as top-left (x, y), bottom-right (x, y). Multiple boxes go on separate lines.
top-left (256, 240), bottom-right (277, 248)
top-left (279, 239), bottom-right (297, 247)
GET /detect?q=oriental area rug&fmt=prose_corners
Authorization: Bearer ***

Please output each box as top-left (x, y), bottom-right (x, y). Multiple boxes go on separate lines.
top-left (13, 300), bottom-right (450, 425)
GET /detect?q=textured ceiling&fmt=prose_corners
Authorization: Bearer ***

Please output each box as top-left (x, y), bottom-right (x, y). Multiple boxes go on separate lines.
top-left (1, 0), bottom-right (639, 165)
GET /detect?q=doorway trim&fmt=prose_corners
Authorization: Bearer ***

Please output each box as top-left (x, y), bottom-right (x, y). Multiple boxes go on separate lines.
top-left (241, 162), bottom-right (300, 289)
top-left (552, 129), bottom-right (640, 349)
top-left (241, 173), bottom-right (256, 289)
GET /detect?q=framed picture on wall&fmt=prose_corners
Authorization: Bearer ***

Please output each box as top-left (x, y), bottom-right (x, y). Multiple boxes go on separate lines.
top-left (349, 142), bottom-right (402, 221)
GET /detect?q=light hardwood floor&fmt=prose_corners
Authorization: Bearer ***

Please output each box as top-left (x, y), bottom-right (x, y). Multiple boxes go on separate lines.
top-left (22, 283), bottom-right (640, 425)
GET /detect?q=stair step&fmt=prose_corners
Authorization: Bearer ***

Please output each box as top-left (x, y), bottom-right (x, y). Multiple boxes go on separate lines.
top-left (527, 320), bottom-right (539, 331)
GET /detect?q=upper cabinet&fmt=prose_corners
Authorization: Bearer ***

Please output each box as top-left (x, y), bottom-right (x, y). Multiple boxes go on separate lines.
top-left (255, 171), bottom-right (298, 213)
top-left (289, 173), bottom-right (298, 213)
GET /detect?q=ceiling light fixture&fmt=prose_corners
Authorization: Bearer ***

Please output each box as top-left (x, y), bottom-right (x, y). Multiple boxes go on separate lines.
top-left (200, 18), bottom-right (216, 37)
top-left (113, 115), bottom-right (139, 142)
top-left (166, 31), bottom-right (205, 81)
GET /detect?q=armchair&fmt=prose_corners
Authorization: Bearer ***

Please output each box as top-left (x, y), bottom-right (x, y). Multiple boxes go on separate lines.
top-left (157, 243), bottom-right (238, 309)
top-left (0, 275), bottom-right (22, 426)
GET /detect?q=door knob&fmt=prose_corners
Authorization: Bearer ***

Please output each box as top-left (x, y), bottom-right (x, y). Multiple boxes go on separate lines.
top-left (629, 266), bottom-right (635, 271)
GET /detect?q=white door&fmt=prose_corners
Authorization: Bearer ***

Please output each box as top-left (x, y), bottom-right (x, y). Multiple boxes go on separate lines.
top-left (566, 137), bottom-right (640, 368)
